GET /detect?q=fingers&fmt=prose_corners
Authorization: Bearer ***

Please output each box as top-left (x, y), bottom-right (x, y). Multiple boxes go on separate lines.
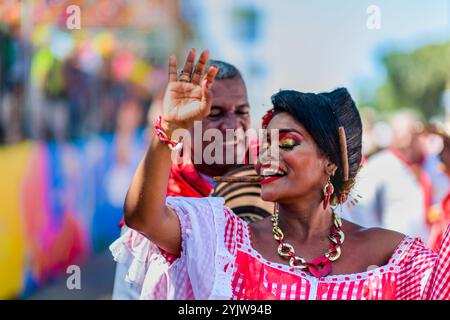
top-left (168, 55), bottom-right (177, 82)
top-left (203, 65), bottom-right (219, 89)
top-left (191, 50), bottom-right (209, 85)
top-left (200, 65), bottom-right (218, 117)
top-left (180, 48), bottom-right (196, 82)
top-left (172, 48), bottom-right (213, 85)
top-left (200, 89), bottom-right (213, 118)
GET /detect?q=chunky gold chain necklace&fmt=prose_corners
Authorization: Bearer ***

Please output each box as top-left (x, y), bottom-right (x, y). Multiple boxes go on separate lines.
top-left (271, 204), bottom-right (345, 278)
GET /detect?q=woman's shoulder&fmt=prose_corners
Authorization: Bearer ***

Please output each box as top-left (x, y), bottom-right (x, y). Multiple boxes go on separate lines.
top-left (356, 226), bottom-right (406, 244)
top-left (344, 219), bottom-right (406, 243)
top-left (343, 220), bottom-right (410, 266)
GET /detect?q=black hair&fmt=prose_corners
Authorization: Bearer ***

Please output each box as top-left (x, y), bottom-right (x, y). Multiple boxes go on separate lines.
top-left (205, 59), bottom-right (244, 82)
top-left (270, 88), bottom-right (362, 198)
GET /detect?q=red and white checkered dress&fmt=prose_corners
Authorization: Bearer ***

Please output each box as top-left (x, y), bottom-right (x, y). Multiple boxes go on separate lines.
top-left (110, 197), bottom-right (450, 300)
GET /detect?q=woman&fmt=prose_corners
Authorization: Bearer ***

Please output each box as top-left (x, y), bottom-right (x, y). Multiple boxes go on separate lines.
top-left (110, 49), bottom-right (449, 300)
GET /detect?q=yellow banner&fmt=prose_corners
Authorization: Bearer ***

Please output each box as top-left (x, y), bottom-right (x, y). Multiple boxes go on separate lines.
top-left (0, 143), bottom-right (33, 299)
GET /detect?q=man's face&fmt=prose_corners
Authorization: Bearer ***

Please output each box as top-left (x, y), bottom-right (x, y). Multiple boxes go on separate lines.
top-left (191, 76), bottom-right (251, 176)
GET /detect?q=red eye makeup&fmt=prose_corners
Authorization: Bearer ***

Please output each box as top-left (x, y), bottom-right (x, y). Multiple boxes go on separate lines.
top-left (259, 129), bottom-right (303, 152)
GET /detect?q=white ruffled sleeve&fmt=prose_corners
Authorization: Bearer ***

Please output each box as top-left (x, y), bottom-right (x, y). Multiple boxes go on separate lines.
top-left (109, 196), bottom-right (236, 300)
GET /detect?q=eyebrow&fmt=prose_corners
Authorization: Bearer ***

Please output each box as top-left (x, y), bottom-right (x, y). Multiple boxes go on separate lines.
top-left (278, 129), bottom-right (304, 137)
top-left (211, 104), bottom-right (249, 109)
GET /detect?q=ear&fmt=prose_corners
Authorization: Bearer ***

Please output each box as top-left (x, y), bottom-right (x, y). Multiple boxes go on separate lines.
top-left (324, 160), bottom-right (338, 176)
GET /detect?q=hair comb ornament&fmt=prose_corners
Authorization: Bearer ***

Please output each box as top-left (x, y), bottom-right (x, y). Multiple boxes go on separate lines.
top-left (334, 126), bottom-right (364, 206)
top-left (338, 126), bottom-right (349, 182)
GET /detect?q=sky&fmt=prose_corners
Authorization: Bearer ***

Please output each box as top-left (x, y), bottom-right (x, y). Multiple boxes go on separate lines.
top-left (261, 0), bottom-right (450, 99)
top-left (195, 0), bottom-right (450, 121)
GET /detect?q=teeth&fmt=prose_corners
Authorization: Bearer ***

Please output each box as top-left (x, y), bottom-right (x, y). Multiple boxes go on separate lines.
top-left (262, 168), bottom-right (285, 176)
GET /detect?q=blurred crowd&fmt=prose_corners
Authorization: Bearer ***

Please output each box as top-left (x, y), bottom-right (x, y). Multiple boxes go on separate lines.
top-left (0, 22), bottom-right (169, 144)
top-left (344, 108), bottom-right (450, 251)
top-left (2, 19), bottom-right (450, 251)
top-left (0, 1), bottom-right (189, 299)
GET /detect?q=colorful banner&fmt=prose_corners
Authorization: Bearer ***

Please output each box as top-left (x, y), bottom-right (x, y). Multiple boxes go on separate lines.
top-left (0, 0), bottom-right (180, 29)
top-left (0, 130), bottom-right (147, 299)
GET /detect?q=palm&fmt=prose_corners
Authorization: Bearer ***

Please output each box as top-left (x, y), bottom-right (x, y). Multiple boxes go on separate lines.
top-left (163, 82), bottom-right (206, 125)
top-left (160, 49), bottom-right (217, 129)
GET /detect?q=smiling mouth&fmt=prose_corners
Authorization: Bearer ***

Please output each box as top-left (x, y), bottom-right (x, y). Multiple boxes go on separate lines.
top-left (260, 167), bottom-right (287, 184)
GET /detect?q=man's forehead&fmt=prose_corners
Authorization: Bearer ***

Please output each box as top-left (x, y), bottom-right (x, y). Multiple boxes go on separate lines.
top-left (213, 77), bottom-right (246, 91)
top-left (212, 78), bottom-right (248, 103)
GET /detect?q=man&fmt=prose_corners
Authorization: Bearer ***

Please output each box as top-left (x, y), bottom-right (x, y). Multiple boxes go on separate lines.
top-left (344, 110), bottom-right (432, 240)
top-left (112, 54), bottom-right (253, 299)
top-left (165, 57), bottom-right (253, 197)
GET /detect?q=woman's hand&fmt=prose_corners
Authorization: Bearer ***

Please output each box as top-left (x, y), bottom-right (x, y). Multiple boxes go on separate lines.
top-left (123, 49), bottom-right (218, 256)
top-left (162, 49), bottom-right (218, 131)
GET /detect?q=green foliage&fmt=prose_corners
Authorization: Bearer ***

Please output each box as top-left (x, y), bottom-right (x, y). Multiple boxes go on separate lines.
top-left (372, 42), bottom-right (450, 120)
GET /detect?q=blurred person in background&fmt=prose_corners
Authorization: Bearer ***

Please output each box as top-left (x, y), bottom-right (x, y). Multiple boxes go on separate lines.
top-left (425, 124), bottom-right (450, 251)
top-left (112, 50), bottom-right (254, 299)
top-left (345, 110), bottom-right (431, 240)
top-left (105, 97), bottom-right (146, 211)
top-left (0, 23), bottom-right (29, 143)
top-left (423, 128), bottom-right (450, 205)
top-left (359, 108), bottom-right (380, 158)
top-left (0, 27), bottom-right (8, 143)
top-left (42, 56), bottom-right (68, 140)
top-left (63, 50), bottom-right (92, 139)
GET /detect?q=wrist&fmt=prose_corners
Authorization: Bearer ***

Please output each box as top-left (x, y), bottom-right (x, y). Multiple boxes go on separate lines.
top-left (160, 119), bottom-right (180, 138)
top-left (155, 117), bottom-right (183, 151)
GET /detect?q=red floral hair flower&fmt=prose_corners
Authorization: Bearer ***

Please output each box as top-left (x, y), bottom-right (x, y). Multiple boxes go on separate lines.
top-left (262, 109), bottom-right (276, 129)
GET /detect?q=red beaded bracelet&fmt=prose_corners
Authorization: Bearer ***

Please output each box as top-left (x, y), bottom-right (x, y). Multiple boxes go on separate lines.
top-left (154, 116), bottom-right (183, 151)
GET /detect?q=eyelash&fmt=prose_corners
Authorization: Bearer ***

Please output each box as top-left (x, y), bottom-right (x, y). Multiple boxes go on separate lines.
top-left (279, 144), bottom-right (296, 150)
top-left (261, 141), bottom-right (299, 151)
top-left (208, 109), bottom-right (249, 118)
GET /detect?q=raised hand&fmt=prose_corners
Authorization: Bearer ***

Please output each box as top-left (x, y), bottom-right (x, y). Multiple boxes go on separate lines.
top-left (162, 49), bottom-right (218, 130)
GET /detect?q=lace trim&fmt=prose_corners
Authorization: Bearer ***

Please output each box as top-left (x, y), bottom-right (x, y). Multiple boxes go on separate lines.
top-left (109, 229), bottom-right (153, 287)
top-left (109, 204), bottom-right (188, 299)
top-left (239, 222), bottom-right (415, 283)
top-left (209, 198), bottom-right (236, 300)
top-left (244, 221), bottom-right (253, 247)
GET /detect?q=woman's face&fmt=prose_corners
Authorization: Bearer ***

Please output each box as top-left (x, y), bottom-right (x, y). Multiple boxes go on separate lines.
top-left (256, 112), bottom-right (331, 203)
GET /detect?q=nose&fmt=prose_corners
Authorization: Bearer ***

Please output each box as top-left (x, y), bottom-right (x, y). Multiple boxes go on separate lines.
top-left (219, 113), bottom-right (241, 132)
top-left (255, 150), bottom-right (277, 176)
top-left (258, 142), bottom-right (280, 169)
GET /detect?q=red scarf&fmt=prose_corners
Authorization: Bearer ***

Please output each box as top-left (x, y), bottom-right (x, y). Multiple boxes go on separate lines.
top-left (166, 160), bottom-right (213, 197)
top-left (166, 136), bottom-right (259, 197)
